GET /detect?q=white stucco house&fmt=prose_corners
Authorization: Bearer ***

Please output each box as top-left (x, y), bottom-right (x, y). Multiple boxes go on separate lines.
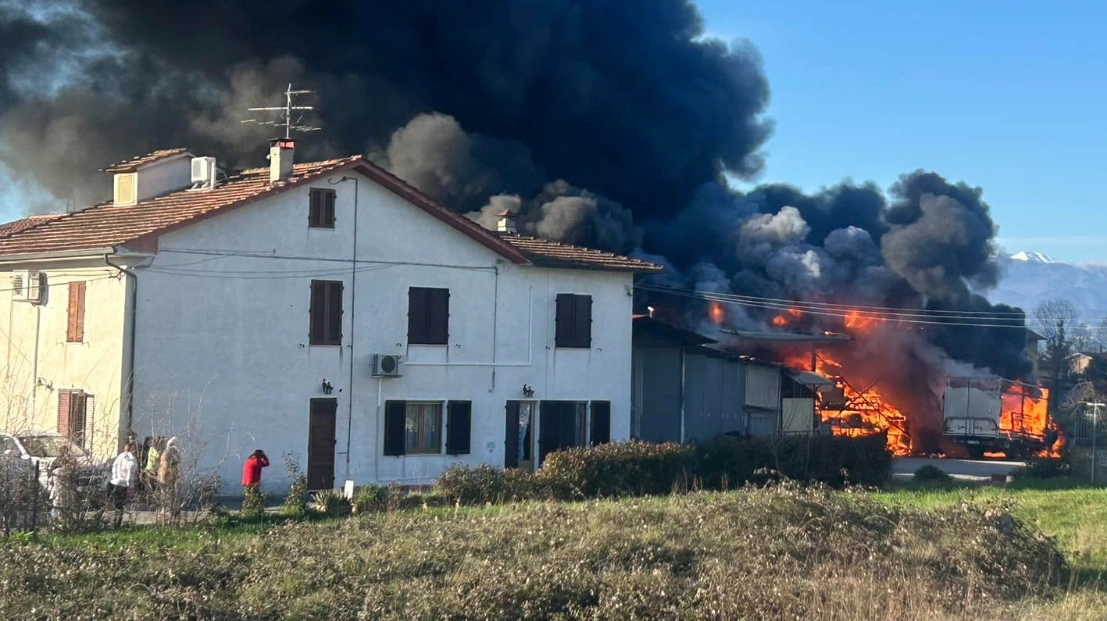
top-left (0, 140), bottom-right (661, 493)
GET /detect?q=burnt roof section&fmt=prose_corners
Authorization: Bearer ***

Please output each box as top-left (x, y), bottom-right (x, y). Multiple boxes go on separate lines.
top-left (497, 233), bottom-right (664, 273)
top-left (102, 148), bottom-right (193, 173)
top-left (633, 316), bottom-right (716, 345)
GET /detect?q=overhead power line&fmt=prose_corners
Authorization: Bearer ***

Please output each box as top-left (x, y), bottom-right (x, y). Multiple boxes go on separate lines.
top-left (635, 285), bottom-right (1062, 329)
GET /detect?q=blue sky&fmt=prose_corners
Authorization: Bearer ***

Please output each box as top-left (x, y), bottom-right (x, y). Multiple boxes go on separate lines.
top-left (696, 0), bottom-right (1106, 263)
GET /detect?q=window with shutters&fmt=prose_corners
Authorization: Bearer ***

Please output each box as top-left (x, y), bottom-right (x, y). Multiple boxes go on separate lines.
top-left (309, 280), bottom-right (343, 345)
top-left (408, 287), bottom-right (449, 345)
top-left (383, 400), bottom-right (471, 456)
top-left (67, 281), bottom-right (86, 343)
top-left (554, 293), bottom-right (593, 349)
top-left (308, 188), bottom-right (336, 229)
top-left (57, 390), bottom-right (92, 449)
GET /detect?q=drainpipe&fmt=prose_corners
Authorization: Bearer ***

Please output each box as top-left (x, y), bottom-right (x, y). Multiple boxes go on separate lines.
top-left (105, 253), bottom-right (138, 436)
top-left (331, 176), bottom-right (359, 485)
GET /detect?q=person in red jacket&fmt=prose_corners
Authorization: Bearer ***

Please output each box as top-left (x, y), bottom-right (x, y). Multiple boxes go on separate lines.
top-left (241, 449), bottom-right (270, 494)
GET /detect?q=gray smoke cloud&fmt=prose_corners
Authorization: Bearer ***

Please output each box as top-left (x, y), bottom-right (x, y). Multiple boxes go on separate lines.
top-left (0, 0), bottom-right (1033, 386)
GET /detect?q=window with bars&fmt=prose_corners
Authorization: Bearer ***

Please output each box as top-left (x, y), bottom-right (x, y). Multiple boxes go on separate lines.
top-left (308, 188), bottom-right (336, 229)
top-left (67, 281), bottom-right (86, 343)
top-left (309, 280), bottom-right (343, 345)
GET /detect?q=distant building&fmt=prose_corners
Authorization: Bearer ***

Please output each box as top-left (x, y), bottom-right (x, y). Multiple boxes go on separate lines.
top-left (631, 316), bottom-right (828, 443)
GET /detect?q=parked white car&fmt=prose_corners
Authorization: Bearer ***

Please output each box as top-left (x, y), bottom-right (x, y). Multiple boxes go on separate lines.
top-left (0, 433), bottom-right (108, 499)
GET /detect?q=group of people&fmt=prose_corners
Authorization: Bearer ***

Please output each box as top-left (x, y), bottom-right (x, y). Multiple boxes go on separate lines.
top-left (105, 436), bottom-right (180, 527)
top-left (103, 439), bottom-right (270, 527)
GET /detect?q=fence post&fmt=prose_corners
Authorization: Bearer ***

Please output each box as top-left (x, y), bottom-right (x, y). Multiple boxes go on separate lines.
top-left (31, 460), bottom-right (40, 533)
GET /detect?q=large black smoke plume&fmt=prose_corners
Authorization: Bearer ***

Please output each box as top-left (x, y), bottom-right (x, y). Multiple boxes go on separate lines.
top-left (0, 0), bottom-right (1031, 384)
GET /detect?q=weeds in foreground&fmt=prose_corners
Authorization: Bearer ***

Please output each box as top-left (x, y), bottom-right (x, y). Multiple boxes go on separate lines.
top-left (0, 484), bottom-right (1071, 620)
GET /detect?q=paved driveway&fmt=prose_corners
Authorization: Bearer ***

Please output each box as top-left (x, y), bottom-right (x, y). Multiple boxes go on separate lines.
top-left (893, 457), bottom-right (1027, 482)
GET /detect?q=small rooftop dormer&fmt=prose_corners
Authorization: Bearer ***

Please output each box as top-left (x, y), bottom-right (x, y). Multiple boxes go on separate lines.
top-left (102, 148), bottom-right (194, 205)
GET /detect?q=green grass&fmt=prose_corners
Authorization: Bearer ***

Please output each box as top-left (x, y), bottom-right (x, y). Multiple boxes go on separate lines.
top-left (878, 477), bottom-right (1107, 583)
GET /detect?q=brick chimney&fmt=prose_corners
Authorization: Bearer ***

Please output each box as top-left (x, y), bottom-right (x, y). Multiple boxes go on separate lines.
top-left (496, 210), bottom-right (518, 234)
top-left (269, 138), bottom-right (295, 182)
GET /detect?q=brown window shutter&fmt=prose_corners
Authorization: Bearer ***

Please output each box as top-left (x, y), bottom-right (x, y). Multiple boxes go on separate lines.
top-left (324, 190), bottom-right (336, 226)
top-left (72, 393), bottom-right (88, 448)
top-left (445, 401), bottom-right (471, 455)
top-left (57, 391), bottom-right (72, 437)
top-left (75, 282), bottom-right (86, 342)
top-left (408, 287), bottom-right (427, 343)
top-left (428, 289), bottom-right (449, 345)
top-left (309, 188), bottom-right (321, 225)
top-left (574, 295), bottom-right (592, 348)
top-left (504, 401), bottom-right (520, 468)
top-left (590, 401), bottom-right (611, 446)
top-left (555, 294), bottom-right (573, 347)
top-left (327, 281), bottom-right (343, 343)
top-left (383, 401), bottom-right (407, 456)
top-left (67, 282), bottom-right (87, 342)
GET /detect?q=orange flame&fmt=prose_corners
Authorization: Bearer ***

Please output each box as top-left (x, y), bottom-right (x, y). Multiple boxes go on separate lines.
top-left (1000, 383), bottom-right (1064, 457)
top-left (772, 308), bottom-right (803, 328)
top-left (812, 351), bottom-right (913, 456)
top-left (708, 302), bottom-right (725, 325)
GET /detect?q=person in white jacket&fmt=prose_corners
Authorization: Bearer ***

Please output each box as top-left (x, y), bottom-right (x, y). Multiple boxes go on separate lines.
top-left (107, 442), bottom-right (139, 528)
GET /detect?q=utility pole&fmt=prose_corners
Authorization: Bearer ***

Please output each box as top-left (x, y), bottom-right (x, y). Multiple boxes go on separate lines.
top-left (1087, 401), bottom-right (1104, 484)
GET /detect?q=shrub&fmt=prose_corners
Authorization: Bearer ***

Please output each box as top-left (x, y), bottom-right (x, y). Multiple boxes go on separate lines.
top-left (539, 441), bottom-right (697, 500)
top-left (308, 489), bottom-right (350, 517)
top-left (913, 464), bottom-right (953, 483)
top-left (435, 465), bottom-right (549, 506)
top-left (1015, 458), bottom-right (1071, 480)
top-left (280, 453), bottom-right (308, 518)
top-left (352, 484), bottom-right (388, 514)
top-left (240, 485), bottom-right (265, 521)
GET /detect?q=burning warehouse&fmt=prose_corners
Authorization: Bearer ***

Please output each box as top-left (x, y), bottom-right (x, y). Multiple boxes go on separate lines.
top-left (638, 287), bottom-right (1063, 459)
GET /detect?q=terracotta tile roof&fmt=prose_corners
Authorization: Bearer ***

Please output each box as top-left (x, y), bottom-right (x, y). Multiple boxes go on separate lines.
top-left (102, 148), bottom-right (192, 173)
top-left (0, 152), bottom-right (658, 275)
top-left (0, 157), bottom-right (372, 257)
top-left (0, 214), bottom-right (66, 240)
top-left (497, 234), bottom-right (664, 273)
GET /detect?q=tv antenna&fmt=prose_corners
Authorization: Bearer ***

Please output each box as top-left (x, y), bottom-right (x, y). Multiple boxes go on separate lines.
top-left (241, 83), bottom-right (321, 138)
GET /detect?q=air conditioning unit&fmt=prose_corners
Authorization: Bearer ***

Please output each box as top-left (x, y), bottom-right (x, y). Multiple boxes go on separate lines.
top-left (11, 270), bottom-right (43, 303)
top-left (190, 156), bottom-right (217, 186)
top-left (371, 354), bottom-right (403, 378)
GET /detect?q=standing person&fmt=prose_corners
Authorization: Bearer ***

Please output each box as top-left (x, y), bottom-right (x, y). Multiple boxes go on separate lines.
top-left (157, 437), bottom-right (181, 520)
top-left (143, 436), bottom-right (163, 494)
top-left (107, 442), bottom-right (139, 528)
top-left (241, 449), bottom-right (270, 494)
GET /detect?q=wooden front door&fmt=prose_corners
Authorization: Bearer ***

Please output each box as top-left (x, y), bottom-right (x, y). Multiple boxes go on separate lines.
top-left (308, 398), bottom-right (337, 490)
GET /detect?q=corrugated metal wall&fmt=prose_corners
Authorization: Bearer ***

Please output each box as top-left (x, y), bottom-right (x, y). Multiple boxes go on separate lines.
top-left (632, 343), bottom-right (683, 443)
top-left (683, 352), bottom-right (746, 442)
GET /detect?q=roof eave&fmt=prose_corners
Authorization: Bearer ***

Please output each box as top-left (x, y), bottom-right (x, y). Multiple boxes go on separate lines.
top-left (0, 247), bottom-right (118, 265)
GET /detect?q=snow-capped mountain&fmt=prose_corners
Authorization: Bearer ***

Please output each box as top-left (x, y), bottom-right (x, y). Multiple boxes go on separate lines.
top-left (988, 252), bottom-right (1107, 318)
top-left (1008, 251), bottom-right (1055, 263)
